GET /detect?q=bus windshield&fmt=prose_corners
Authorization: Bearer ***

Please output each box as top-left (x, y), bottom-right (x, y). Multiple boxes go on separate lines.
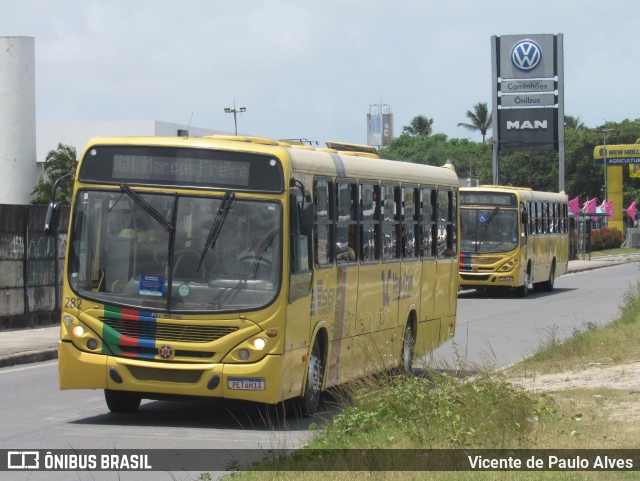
top-left (68, 189), bottom-right (281, 312)
top-left (460, 207), bottom-right (518, 254)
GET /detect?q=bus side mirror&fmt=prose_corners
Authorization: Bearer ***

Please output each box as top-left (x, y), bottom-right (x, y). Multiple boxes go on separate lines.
top-left (521, 211), bottom-right (528, 225)
top-left (44, 202), bottom-right (60, 237)
top-left (300, 202), bottom-right (314, 237)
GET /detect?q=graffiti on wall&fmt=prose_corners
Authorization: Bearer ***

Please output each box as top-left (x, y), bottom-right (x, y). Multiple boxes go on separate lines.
top-left (7, 233), bottom-right (67, 260)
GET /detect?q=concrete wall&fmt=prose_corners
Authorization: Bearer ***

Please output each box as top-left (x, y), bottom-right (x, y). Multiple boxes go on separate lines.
top-left (0, 204), bottom-right (69, 329)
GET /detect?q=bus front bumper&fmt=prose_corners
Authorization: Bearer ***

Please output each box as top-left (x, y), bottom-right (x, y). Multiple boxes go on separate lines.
top-left (459, 272), bottom-right (519, 288)
top-left (58, 340), bottom-right (283, 404)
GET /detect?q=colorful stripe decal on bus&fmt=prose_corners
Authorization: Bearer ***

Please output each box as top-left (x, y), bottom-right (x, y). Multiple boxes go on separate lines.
top-left (328, 266), bottom-right (348, 386)
top-left (329, 153), bottom-right (347, 177)
top-left (101, 306), bottom-right (157, 359)
top-left (459, 252), bottom-right (472, 272)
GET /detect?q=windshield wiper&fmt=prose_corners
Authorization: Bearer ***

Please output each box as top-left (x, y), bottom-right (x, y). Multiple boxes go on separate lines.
top-left (197, 192), bottom-right (236, 272)
top-left (120, 184), bottom-right (174, 232)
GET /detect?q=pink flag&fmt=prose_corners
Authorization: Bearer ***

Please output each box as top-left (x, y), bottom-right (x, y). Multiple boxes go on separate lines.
top-left (568, 195), bottom-right (580, 217)
top-left (599, 199), bottom-right (607, 213)
top-left (582, 198), bottom-right (597, 214)
top-left (626, 201), bottom-right (637, 221)
top-left (604, 200), bottom-right (614, 221)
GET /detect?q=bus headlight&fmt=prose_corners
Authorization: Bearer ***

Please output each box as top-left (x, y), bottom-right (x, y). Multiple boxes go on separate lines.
top-left (225, 331), bottom-right (279, 363)
top-left (499, 261), bottom-right (515, 272)
top-left (64, 317), bottom-right (102, 352)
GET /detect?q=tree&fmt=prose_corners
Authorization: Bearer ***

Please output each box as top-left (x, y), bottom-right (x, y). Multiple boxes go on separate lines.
top-left (403, 115), bottom-right (434, 137)
top-left (564, 115), bottom-right (586, 130)
top-left (457, 102), bottom-right (492, 142)
top-left (31, 143), bottom-right (78, 206)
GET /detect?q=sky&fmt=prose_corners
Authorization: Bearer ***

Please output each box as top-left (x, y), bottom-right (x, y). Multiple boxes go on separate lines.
top-left (2, 0), bottom-right (639, 146)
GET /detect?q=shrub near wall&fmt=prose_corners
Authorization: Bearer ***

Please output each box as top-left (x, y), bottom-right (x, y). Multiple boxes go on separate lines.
top-left (590, 227), bottom-right (624, 251)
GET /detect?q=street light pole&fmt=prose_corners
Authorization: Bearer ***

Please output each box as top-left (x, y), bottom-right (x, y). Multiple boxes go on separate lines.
top-left (224, 100), bottom-right (246, 136)
top-left (601, 128), bottom-right (613, 205)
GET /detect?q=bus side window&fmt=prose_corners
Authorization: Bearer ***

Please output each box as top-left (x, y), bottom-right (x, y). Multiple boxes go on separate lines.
top-left (360, 182), bottom-right (379, 262)
top-left (436, 188), bottom-right (456, 258)
top-left (314, 179), bottom-right (334, 267)
top-left (401, 186), bottom-right (419, 259)
top-left (336, 181), bottom-right (357, 263)
top-left (381, 183), bottom-right (399, 261)
top-left (420, 186), bottom-right (435, 258)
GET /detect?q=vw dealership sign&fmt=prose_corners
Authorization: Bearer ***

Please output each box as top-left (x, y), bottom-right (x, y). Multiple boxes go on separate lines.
top-left (510, 39), bottom-right (543, 72)
top-left (491, 33), bottom-right (565, 188)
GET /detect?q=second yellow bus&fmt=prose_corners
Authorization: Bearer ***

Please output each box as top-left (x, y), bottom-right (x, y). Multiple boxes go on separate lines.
top-left (459, 186), bottom-right (569, 297)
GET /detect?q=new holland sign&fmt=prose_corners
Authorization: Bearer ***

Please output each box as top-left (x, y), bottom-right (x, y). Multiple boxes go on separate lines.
top-left (594, 145), bottom-right (640, 165)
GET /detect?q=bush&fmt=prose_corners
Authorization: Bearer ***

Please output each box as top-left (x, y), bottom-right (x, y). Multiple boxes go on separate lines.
top-left (590, 227), bottom-right (624, 251)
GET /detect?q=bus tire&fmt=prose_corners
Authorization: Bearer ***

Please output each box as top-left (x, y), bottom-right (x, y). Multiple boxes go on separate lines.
top-left (299, 338), bottom-right (324, 416)
top-left (104, 390), bottom-right (141, 413)
top-left (543, 261), bottom-right (556, 292)
top-left (517, 267), bottom-right (531, 297)
top-left (401, 321), bottom-right (415, 375)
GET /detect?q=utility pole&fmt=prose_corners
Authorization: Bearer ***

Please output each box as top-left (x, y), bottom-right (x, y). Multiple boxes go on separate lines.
top-left (224, 99), bottom-right (246, 135)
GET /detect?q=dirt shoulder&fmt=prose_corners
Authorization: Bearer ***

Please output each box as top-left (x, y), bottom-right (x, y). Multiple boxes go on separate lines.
top-left (509, 361), bottom-right (640, 392)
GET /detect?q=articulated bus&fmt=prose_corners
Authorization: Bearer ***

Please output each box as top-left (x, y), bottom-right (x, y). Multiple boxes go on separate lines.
top-left (50, 135), bottom-right (460, 415)
top-left (459, 186), bottom-right (569, 297)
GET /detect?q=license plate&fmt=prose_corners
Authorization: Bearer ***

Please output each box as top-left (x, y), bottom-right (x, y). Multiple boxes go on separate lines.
top-left (228, 378), bottom-right (265, 391)
top-left (499, 276), bottom-right (514, 282)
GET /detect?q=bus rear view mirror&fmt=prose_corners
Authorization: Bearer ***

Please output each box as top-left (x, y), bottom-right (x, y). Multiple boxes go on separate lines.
top-left (44, 202), bottom-right (60, 237)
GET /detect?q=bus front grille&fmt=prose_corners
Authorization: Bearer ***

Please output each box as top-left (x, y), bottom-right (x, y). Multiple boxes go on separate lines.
top-left (460, 274), bottom-right (491, 281)
top-left (102, 318), bottom-right (238, 343)
top-left (126, 365), bottom-right (203, 383)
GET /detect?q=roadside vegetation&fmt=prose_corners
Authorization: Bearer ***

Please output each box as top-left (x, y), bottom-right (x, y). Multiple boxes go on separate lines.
top-left (201, 278), bottom-right (640, 481)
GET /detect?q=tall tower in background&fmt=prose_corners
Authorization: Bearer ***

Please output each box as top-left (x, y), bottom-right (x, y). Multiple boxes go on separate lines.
top-left (0, 36), bottom-right (37, 204)
top-left (367, 103), bottom-right (393, 150)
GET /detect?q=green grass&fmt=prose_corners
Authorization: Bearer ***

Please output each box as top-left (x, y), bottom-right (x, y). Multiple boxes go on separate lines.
top-left (590, 247), bottom-right (640, 257)
top-left (198, 281), bottom-right (640, 481)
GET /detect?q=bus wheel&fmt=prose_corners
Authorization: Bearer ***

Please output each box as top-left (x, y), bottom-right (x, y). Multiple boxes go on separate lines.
top-left (104, 390), bottom-right (141, 413)
top-left (543, 262), bottom-right (556, 292)
top-left (300, 339), bottom-right (324, 416)
top-left (517, 269), bottom-right (531, 297)
top-left (401, 321), bottom-right (415, 375)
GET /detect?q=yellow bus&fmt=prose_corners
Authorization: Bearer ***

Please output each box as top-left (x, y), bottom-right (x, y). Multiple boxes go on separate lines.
top-left (49, 135), bottom-right (459, 415)
top-left (459, 186), bottom-right (569, 297)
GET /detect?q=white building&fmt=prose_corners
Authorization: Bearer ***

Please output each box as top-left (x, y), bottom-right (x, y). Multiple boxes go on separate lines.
top-left (0, 37), bottom-right (37, 204)
top-left (36, 120), bottom-right (229, 175)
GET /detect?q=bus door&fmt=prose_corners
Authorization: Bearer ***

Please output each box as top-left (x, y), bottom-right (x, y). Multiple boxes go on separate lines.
top-left (419, 186), bottom-right (438, 352)
top-left (434, 188), bottom-right (457, 344)
top-left (355, 182), bottom-right (389, 374)
top-left (399, 185), bottom-right (422, 354)
top-left (329, 181), bottom-right (360, 385)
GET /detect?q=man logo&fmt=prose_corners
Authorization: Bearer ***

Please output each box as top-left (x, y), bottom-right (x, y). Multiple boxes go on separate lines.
top-left (506, 120), bottom-right (548, 130)
top-left (511, 39), bottom-right (542, 72)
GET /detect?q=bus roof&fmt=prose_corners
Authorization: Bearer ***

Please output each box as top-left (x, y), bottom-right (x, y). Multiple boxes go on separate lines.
top-left (461, 186), bottom-right (567, 203)
top-left (80, 135), bottom-right (459, 188)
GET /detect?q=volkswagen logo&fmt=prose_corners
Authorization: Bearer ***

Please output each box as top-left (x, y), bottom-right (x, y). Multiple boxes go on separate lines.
top-left (158, 344), bottom-right (174, 359)
top-left (511, 39), bottom-right (542, 72)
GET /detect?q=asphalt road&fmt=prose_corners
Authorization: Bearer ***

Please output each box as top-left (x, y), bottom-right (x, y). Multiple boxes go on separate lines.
top-left (428, 262), bottom-right (639, 370)
top-left (1, 263), bottom-right (637, 480)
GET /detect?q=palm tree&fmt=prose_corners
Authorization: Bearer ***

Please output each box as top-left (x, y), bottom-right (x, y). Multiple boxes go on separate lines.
top-left (403, 115), bottom-right (434, 137)
top-left (565, 115), bottom-right (586, 130)
top-left (458, 102), bottom-right (492, 142)
top-left (31, 143), bottom-right (78, 205)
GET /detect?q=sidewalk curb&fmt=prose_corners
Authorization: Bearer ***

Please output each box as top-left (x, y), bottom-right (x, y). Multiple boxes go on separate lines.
top-left (0, 348), bottom-right (58, 368)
